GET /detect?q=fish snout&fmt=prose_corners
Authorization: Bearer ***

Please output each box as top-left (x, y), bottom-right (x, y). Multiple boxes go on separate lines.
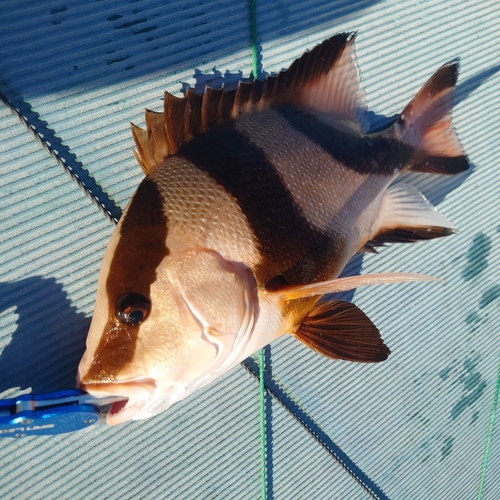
top-left (77, 378), bottom-right (157, 425)
top-left (77, 378), bottom-right (157, 399)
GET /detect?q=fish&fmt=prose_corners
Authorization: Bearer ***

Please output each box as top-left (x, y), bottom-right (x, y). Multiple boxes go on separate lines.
top-left (77, 33), bottom-right (469, 425)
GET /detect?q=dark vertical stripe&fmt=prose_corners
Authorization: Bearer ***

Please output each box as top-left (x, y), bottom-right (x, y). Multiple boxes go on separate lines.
top-left (84, 178), bottom-right (168, 381)
top-left (177, 124), bottom-right (335, 285)
top-left (275, 104), bottom-right (413, 175)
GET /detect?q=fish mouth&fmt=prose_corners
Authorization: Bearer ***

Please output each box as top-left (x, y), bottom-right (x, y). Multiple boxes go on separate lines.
top-left (106, 398), bottom-right (148, 426)
top-left (78, 378), bottom-right (157, 426)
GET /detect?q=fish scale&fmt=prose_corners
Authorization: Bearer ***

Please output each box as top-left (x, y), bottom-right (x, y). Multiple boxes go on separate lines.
top-left (153, 157), bottom-right (261, 265)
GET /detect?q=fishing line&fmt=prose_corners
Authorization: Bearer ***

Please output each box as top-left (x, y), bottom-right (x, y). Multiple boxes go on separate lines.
top-left (258, 348), bottom-right (268, 500)
top-left (243, 359), bottom-right (390, 500)
top-left (248, 0), bottom-right (259, 79)
top-left (246, 2), bottom-right (267, 497)
top-left (477, 355), bottom-right (500, 499)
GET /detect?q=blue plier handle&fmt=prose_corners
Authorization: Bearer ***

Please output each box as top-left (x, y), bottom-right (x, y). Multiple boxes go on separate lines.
top-left (0, 390), bottom-right (124, 437)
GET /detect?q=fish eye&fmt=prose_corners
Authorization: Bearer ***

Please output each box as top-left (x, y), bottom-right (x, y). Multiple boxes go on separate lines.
top-left (115, 293), bottom-right (151, 325)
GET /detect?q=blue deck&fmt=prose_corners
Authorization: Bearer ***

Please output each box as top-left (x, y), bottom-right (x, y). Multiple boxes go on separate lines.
top-left (0, 1), bottom-right (499, 498)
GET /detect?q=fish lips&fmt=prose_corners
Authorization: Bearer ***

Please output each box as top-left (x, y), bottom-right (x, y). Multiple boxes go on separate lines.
top-left (78, 378), bottom-right (157, 425)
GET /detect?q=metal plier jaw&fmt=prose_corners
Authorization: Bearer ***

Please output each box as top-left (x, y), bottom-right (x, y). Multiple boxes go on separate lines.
top-left (0, 390), bottom-right (125, 437)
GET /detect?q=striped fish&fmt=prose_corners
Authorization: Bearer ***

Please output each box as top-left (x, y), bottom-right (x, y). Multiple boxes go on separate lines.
top-left (77, 33), bottom-right (469, 425)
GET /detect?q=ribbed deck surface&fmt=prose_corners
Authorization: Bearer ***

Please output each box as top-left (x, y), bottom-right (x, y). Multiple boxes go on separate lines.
top-left (0, 1), bottom-right (499, 498)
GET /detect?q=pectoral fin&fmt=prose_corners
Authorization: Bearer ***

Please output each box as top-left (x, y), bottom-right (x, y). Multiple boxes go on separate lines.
top-left (268, 272), bottom-right (437, 300)
top-left (294, 300), bottom-right (390, 362)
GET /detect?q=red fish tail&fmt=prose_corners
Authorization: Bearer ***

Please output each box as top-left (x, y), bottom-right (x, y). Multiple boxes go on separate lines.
top-left (396, 62), bottom-right (469, 174)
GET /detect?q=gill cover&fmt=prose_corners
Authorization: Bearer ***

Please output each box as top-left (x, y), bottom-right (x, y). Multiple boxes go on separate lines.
top-left (174, 249), bottom-right (259, 377)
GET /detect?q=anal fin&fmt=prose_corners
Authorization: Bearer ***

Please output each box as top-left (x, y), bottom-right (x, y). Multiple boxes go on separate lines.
top-left (410, 155), bottom-right (469, 175)
top-left (366, 183), bottom-right (455, 248)
top-left (294, 300), bottom-right (390, 362)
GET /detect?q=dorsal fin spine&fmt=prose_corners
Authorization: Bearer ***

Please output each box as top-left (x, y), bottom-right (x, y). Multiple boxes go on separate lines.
top-left (221, 87), bottom-right (237, 120)
top-left (131, 123), bottom-right (155, 174)
top-left (145, 109), bottom-right (169, 162)
top-left (268, 74), bottom-right (277, 94)
top-left (275, 69), bottom-right (288, 97)
top-left (201, 87), bottom-right (211, 132)
top-left (186, 89), bottom-right (203, 139)
top-left (202, 87), bottom-right (224, 130)
top-left (164, 92), bottom-right (186, 154)
top-left (251, 79), bottom-right (264, 106)
top-left (257, 78), bottom-right (269, 110)
top-left (132, 147), bottom-right (147, 174)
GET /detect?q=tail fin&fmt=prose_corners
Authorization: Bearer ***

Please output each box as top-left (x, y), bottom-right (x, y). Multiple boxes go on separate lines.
top-left (396, 62), bottom-right (469, 174)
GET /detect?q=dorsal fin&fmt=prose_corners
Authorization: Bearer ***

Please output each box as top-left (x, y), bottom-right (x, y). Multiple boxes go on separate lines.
top-left (131, 33), bottom-right (365, 174)
top-left (285, 32), bottom-right (366, 121)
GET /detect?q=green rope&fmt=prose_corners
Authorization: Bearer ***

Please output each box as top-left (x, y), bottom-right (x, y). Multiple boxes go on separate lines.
top-left (248, 0), bottom-right (259, 78)
top-left (247, 1), bottom-right (265, 497)
top-left (259, 348), bottom-right (267, 499)
top-left (477, 356), bottom-right (500, 499)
